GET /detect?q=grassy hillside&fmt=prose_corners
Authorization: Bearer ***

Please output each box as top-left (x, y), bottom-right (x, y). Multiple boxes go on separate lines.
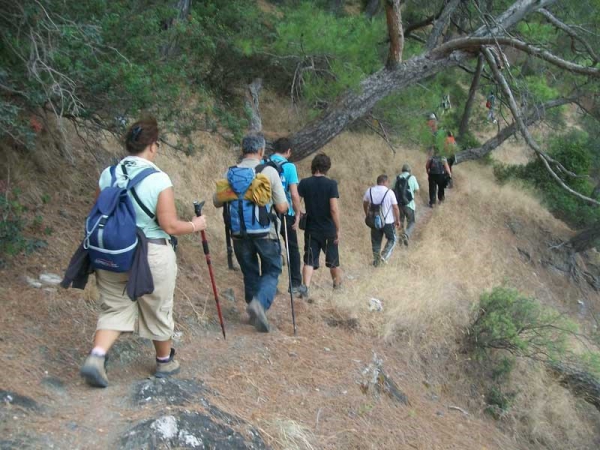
top-left (0, 95), bottom-right (599, 448)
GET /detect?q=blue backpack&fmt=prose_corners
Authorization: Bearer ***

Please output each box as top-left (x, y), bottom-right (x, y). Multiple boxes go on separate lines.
top-left (84, 165), bottom-right (157, 272)
top-left (225, 165), bottom-right (272, 238)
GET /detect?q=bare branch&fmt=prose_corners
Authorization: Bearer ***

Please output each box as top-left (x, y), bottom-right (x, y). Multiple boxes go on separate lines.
top-left (538, 8), bottom-right (599, 64)
top-left (482, 47), bottom-right (600, 206)
top-left (433, 37), bottom-right (600, 77)
top-left (455, 96), bottom-right (579, 164)
top-left (427, 0), bottom-right (462, 51)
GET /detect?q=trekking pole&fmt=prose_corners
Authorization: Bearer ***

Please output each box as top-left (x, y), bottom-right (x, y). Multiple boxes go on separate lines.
top-left (194, 201), bottom-right (226, 339)
top-left (222, 208), bottom-right (236, 270)
top-left (282, 215), bottom-right (297, 335)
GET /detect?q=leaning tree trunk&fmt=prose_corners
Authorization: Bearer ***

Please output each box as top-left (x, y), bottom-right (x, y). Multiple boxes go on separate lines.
top-left (287, 0), bottom-right (558, 161)
top-left (568, 223), bottom-right (600, 253)
top-left (454, 96), bottom-right (575, 164)
top-left (385, 0), bottom-right (404, 68)
top-left (548, 362), bottom-right (600, 412)
top-left (458, 53), bottom-right (484, 139)
top-left (288, 53), bottom-right (465, 162)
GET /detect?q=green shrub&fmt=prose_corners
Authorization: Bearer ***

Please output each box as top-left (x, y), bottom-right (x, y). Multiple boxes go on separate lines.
top-left (468, 287), bottom-right (575, 360)
top-left (0, 188), bottom-right (47, 261)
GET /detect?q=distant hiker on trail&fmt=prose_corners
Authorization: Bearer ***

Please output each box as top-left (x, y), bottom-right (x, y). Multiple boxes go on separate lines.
top-left (264, 137), bottom-right (303, 296)
top-left (394, 164), bottom-right (420, 246)
top-left (426, 147), bottom-right (452, 208)
top-left (213, 134), bottom-right (288, 333)
top-left (363, 174), bottom-right (400, 266)
top-left (74, 117), bottom-right (207, 388)
top-left (486, 91), bottom-right (497, 124)
top-left (297, 153), bottom-right (342, 298)
top-left (440, 93), bottom-right (451, 115)
top-left (445, 131), bottom-right (457, 189)
top-left (426, 112), bottom-right (438, 134)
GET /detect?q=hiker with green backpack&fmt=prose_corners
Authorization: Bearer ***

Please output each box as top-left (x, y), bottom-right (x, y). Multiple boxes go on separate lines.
top-left (363, 174), bottom-right (400, 266)
top-left (393, 164), bottom-right (420, 246)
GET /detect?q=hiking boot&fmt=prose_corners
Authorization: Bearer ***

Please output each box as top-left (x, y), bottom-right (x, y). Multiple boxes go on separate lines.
top-left (155, 348), bottom-right (180, 378)
top-left (248, 299), bottom-right (269, 333)
top-left (402, 233), bottom-right (409, 247)
top-left (333, 281), bottom-right (343, 290)
top-left (297, 284), bottom-right (310, 299)
top-left (246, 302), bottom-right (257, 325)
top-left (80, 353), bottom-right (109, 388)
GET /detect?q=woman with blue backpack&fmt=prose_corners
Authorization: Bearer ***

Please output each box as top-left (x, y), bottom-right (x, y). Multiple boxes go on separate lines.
top-left (79, 117), bottom-right (207, 388)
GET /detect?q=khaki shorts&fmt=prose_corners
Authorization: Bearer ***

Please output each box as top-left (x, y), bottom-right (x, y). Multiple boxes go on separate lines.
top-left (95, 243), bottom-right (177, 341)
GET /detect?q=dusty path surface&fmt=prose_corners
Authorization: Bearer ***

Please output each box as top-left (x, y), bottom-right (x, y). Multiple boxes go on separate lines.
top-left (0, 173), bottom-right (523, 450)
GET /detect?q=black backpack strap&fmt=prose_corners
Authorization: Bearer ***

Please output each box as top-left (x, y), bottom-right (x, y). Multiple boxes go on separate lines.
top-left (122, 164), bottom-right (159, 225)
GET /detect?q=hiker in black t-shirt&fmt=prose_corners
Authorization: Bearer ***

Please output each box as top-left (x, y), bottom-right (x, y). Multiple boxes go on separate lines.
top-left (297, 153), bottom-right (342, 299)
top-left (426, 147), bottom-right (452, 207)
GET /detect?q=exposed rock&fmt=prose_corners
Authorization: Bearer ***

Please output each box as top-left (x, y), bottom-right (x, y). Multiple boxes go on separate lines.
top-left (133, 378), bottom-right (209, 407)
top-left (39, 273), bottom-right (62, 286)
top-left (121, 410), bottom-right (269, 449)
top-left (368, 298), bottom-right (383, 312)
top-left (359, 354), bottom-right (409, 406)
top-left (24, 276), bottom-right (42, 289)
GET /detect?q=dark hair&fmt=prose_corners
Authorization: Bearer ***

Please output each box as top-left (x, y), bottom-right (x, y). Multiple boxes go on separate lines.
top-left (447, 131), bottom-right (454, 137)
top-left (376, 174), bottom-right (388, 185)
top-left (125, 117), bottom-right (159, 154)
top-left (273, 137), bottom-right (292, 154)
top-left (311, 153), bottom-right (331, 175)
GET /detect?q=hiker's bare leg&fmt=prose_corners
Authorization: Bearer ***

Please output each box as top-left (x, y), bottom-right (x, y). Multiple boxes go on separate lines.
top-left (93, 330), bottom-right (121, 352)
top-left (153, 339), bottom-right (172, 359)
top-left (330, 267), bottom-right (342, 286)
top-left (303, 265), bottom-right (314, 287)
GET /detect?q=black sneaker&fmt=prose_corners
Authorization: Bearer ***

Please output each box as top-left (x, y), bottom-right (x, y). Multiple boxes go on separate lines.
top-left (402, 233), bottom-right (409, 246)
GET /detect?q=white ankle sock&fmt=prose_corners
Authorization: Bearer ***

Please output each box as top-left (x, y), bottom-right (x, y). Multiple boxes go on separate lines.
top-left (91, 347), bottom-right (106, 357)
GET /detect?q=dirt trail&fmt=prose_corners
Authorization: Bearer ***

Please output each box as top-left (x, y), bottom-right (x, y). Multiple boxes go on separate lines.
top-left (0, 168), bottom-right (514, 450)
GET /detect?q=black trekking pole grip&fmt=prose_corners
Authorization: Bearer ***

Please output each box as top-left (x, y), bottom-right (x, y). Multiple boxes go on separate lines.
top-left (193, 201), bottom-right (210, 255)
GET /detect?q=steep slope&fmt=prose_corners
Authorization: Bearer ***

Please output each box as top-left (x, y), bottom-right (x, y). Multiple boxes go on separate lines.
top-left (1, 103), bottom-right (599, 449)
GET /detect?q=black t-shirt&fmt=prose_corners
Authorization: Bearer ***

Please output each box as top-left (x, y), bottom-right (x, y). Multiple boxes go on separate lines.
top-left (298, 175), bottom-right (339, 236)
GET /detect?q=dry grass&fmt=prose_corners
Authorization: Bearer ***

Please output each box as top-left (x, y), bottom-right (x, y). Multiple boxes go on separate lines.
top-left (1, 97), bottom-right (599, 449)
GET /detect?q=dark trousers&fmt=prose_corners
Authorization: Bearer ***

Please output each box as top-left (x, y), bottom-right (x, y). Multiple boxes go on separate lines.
top-left (371, 223), bottom-right (396, 265)
top-left (428, 174), bottom-right (447, 205)
top-left (233, 238), bottom-right (282, 311)
top-left (400, 206), bottom-right (416, 238)
top-left (279, 215), bottom-right (302, 288)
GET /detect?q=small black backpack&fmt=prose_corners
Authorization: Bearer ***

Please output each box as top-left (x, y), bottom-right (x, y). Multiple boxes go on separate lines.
top-left (394, 175), bottom-right (413, 206)
top-left (365, 188), bottom-right (389, 230)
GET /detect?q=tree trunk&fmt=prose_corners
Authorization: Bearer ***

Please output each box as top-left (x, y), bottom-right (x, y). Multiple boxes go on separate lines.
top-left (568, 223), bottom-right (600, 253)
top-left (548, 362), bottom-right (600, 412)
top-left (426, 0), bottom-right (462, 50)
top-left (330, 0), bottom-right (344, 15)
top-left (162, 0), bottom-right (192, 58)
top-left (385, 0), bottom-right (404, 68)
top-left (245, 79), bottom-right (263, 133)
top-left (365, 0), bottom-right (382, 19)
top-left (454, 98), bottom-right (575, 164)
top-left (288, 53), bottom-right (465, 162)
top-left (458, 53), bottom-right (484, 139)
top-left (287, 0), bottom-right (558, 161)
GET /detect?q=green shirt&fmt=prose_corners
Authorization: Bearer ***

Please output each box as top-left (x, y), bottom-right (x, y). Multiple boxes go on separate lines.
top-left (99, 156), bottom-right (173, 239)
top-left (397, 172), bottom-right (420, 211)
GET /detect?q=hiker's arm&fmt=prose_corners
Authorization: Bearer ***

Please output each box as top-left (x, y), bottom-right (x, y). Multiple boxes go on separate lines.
top-left (393, 204), bottom-right (400, 225)
top-left (330, 197), bottom-right (341, 244)
top-left (289, 183), bottom-right (301, 217)
top-left (157, 187), bottom-right (207, 235)
top-left (363, 200), bottom-right (369, 216)
top-left (444, 161), bottom-right (452, 176)
top-left (425, 159), bottom-right (431, 175)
